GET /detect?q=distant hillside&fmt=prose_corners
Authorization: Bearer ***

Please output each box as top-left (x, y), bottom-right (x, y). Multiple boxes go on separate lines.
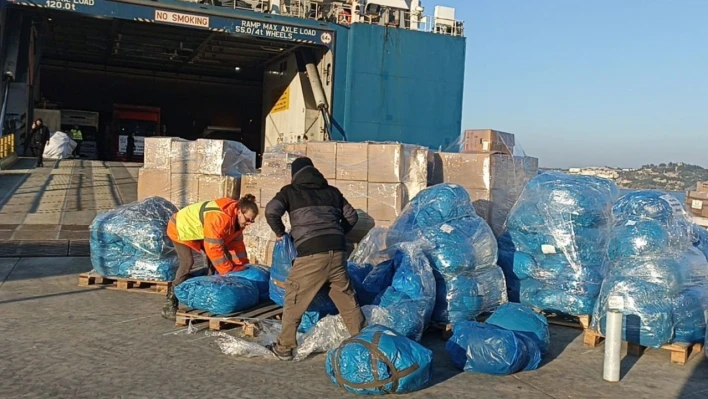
top-left (617, 163), bottom-right (708, 191)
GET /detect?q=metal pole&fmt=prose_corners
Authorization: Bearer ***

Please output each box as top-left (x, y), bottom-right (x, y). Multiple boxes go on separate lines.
top-left (603, 310), bottom-right (623, 383)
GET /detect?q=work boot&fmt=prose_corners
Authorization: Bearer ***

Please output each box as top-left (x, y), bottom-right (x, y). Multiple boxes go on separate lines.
top-left (161, 287), bottom-right (178, 320)
top-left (266, 343), bottom-right (294, 361)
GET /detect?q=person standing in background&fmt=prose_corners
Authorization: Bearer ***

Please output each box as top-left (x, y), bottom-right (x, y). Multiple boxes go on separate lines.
top-left (126, 132), bottom-right (135, 162)
top-left (30, 119), bottom-right (50, 167)
top-left (70, 125), bottom-right (83, 158)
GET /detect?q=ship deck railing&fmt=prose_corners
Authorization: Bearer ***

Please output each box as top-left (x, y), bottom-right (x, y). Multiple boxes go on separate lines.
top-left (178, 0), bottom-right (465, 37)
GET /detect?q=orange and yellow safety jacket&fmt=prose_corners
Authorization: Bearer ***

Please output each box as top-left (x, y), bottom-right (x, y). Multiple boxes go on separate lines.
top-left (166, 198), bottom-right (248, 274)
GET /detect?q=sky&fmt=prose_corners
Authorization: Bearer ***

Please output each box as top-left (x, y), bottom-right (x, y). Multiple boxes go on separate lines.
top-left (440, 0), bottom-right (708, 168)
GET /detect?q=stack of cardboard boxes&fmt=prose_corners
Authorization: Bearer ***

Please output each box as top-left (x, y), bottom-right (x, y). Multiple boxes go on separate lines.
top-left (241, 141), bottom-right (429, 264)
top-left (137, 137), bottom-right (256, 208)
top-left (430, 130), bottom-right (538, 235)
top-left (685, 182), bottom-right (708, 220)
top-left (461, 129), bottom-right (515, 154)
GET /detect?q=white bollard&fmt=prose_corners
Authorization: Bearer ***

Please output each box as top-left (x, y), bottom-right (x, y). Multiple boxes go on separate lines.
top-left (603, 310), bottom-right (623, 382)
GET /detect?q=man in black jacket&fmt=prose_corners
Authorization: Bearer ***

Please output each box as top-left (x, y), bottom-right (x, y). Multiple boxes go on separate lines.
top-left (265, 157), bottom-right (364, 360)
top-left (30, 119), bottom-right (50, 167)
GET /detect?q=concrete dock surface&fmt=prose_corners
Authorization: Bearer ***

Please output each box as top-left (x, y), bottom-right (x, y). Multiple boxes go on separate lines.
top-left (0, 256), bottom-right (706, 399)
top-left (1, 158), bottom-right (707, 398)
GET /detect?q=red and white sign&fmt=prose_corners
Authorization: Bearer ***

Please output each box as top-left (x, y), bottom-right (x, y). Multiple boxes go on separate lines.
top-left (155, 10), bottom-right (209, 28)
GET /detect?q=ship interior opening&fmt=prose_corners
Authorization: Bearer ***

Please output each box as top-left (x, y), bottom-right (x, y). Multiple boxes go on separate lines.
top-left (17, 8), bottom-right (330, 162)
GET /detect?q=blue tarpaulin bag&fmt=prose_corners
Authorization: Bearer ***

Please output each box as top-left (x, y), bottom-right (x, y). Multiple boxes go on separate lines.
top-left (325, 325), bottom-right (433, 395)
top-left (446, 321), bottom-right (542, 375)
top-left (174, 274), bottom-right (260, 315)
top-left (486, 303), bottom-right (550, 355)
top-left (227, 265), bottom-right (270, 301)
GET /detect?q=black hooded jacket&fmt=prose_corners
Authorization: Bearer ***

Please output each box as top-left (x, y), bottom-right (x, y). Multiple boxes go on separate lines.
top-left (265, 165), bottom-right (358, 256)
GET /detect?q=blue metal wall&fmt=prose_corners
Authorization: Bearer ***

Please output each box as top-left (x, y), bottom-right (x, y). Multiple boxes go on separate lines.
top-left (331, 23), bottom-right (465, 149)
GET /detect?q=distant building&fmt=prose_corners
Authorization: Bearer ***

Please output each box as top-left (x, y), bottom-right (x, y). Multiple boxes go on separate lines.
top-left (568, 167), bottom-right (619, 180)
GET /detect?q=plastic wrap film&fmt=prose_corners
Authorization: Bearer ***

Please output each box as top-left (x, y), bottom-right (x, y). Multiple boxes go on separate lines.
top-left (89, 197), bottom-right (179, 281)
top-left (268, 234), bottom-right (337, 333)
top-left (592, 190), bottom-right (708, 347)
top-left (446, 321), bottom-right (542, 375)
top-left (498, 172), bottom-right (619, 316)
top-left (486, 303), bottom-right (550, 355)
top-left (389, 184), bottom-right (506, 324)
top-left (197, 139), bottom-right (256, 176)
top-left (174, 274), bottom-right (260, 315)
top-left (692, 225), bottom-right (708, 260)
top-left (325, 325), bottom-right (433, 395)
top-left (43, 131), bottom-right (77, 159)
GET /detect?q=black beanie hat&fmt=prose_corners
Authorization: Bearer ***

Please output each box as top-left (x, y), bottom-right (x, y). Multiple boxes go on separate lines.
top-left (291, 157), bottom-right (314, 177)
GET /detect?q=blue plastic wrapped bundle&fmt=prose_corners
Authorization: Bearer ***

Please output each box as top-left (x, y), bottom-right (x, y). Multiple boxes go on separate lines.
top-left (446, 321), bottom-right (542, 375)
top-left (390, 184), bottom-right (476, 234)
top-left (347, 260), bottom-right (395, 306)
top-left (228, 265), bottom-right (271, 301)
top-left (89, 196), bottom-right (179, 281)
top-left (673, 288), bottom-right (708, 343)
top-left (499, 173), bottom-right (618, 316)
top-left (423, 217), bottom-right (498, 274)
top-left (486, 303), bottom-right (550, 355)
top-left (325, 325), bottom-right (433, 395)
top-left (387, 184), bottom-right (505, 324)
top-left (607, 220), bottom-right (674, 260)
top-left (593, 191), bottom-right (708, 347)
top-left (268, 234), bottom-right (338, 333)
top-left (174, 274), bottom-right (260, 315)
top-left (613, 190), bottom-right (688, 224)
top-left (432, 266), bottom-right (507, 324)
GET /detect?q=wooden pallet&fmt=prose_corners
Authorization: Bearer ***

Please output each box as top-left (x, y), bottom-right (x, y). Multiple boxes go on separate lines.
top-left (78, 273), bottom-right (171, 295)
top-left (583, 329), bottom-right (704, 365)
top-left (175, 302), bottom-right (283, 336)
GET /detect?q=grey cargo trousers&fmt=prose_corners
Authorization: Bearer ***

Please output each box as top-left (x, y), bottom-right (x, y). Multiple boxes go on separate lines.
top-left (276, 250), bottom-right (365, 350)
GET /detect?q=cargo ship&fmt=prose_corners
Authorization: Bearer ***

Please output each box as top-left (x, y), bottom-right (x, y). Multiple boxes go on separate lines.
top-left (0, 0), bottom-right (466, 162)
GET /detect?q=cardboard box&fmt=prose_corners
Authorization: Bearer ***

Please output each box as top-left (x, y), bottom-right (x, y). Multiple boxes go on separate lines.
top-left (261, 152), bottom-right (301, 176)
top-left (465, 188), bottom-right (521, 236)
top-left (143, 137), bottom-right (172, 170)
top-left (462, 129), bottom-right (515, 154)
top-left (368, 183), bottom-right (406, 222)
top-left (307, 141), bottom-right (337, 179)
top-left (198, 175), bottom-right (241, 202)
top-left (198, 139), bottom-right (256, 176)
top-left (429, 152), bottom-right (537, 190)
top-left (137, 168), bottom-right (170, 201)
top-left (239, 173), bottom-right (289, 207)
top-left (170, 140), bottom-right (199, 175)
top-left (170, 174), bottom-right (200, 209)
top-left (334, 180), bottom-right (368, 211)
top-left (689, 191), bottom-right (708, 201)
top-left (403, 146), bottom-right (429, 200)
top-left (698, 182), bottom-right (708, 193)
top-left (689, 199), bottom-right (704, 211)
top-left (336, 142), bottom-right (369, 181)
top-left (283, 143), bottom-right (308, 156)
top-left (368, 143), bottom-right (405, 183)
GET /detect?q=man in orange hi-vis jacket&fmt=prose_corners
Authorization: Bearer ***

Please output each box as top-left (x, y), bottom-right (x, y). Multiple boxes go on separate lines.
top-left (161, 194), bottom-right (259, 320)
